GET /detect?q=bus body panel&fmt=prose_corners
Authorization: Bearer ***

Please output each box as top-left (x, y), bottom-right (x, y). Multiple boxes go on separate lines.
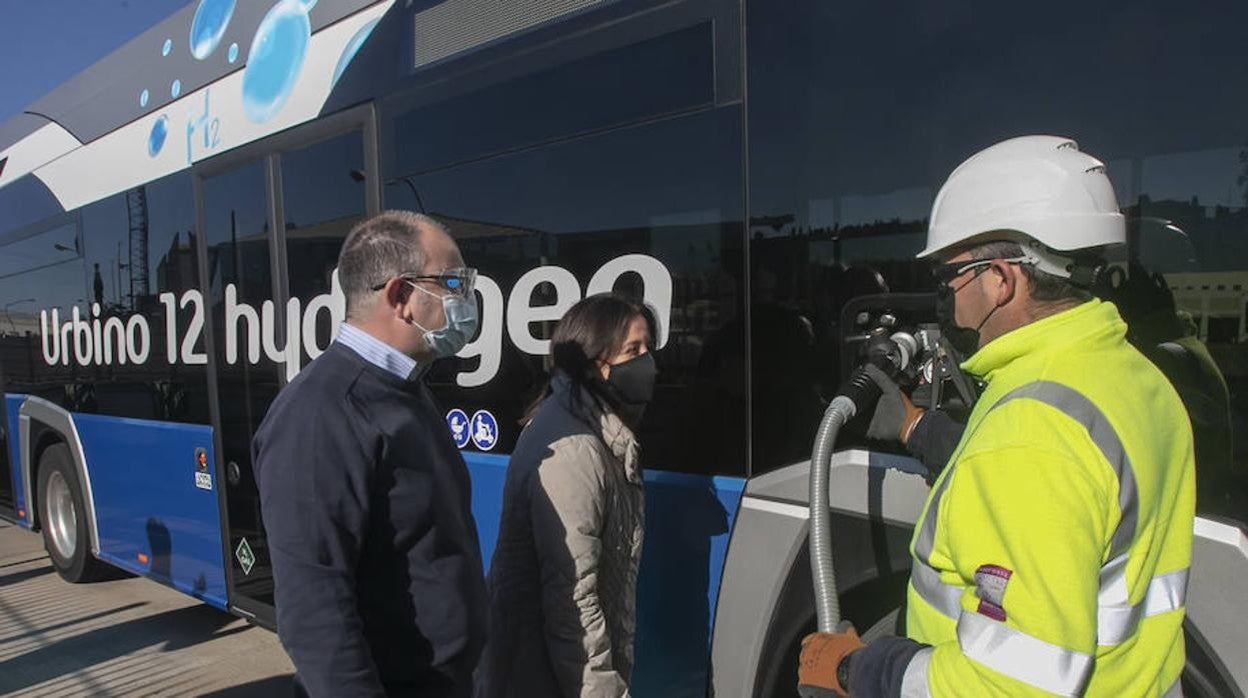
top-left (712, 452), bottom-right (930, 696)
top-left (8, 393), bottom-right (229, 609)
top-left (73, 412), bottom-right (228, 610)
top-left (711, 493), bottom-right (810, 696)
top-left (629, 470), bottom-right (744, 696)
top-left (1188, 520), bottom-right (1248, 692)
top-left (1183, 519), bottom-right (1248, 694)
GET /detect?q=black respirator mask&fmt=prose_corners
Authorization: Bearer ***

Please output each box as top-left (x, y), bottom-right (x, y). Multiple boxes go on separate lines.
top-left (604, 352), bottom-right (657, 426)
top-left (934, 264), bottom-right (1004, 359)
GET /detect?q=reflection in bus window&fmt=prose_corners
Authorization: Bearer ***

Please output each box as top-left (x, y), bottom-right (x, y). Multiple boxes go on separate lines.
top-left (0, 172), bottom-right (206, 422)
top-left (0, 174), bottom-right (63, 239)
top-left (0, 222), bottom-right (80, 279)
top-left (383, 101), bottom-right (746, 477)
top-left (746, 0), bottom-right (1248, 518)
top-left (282, 130), bottom-right (365, 365)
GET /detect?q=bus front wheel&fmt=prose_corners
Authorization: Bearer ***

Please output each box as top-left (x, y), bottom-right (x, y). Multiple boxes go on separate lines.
top-left (37, 444), bottom-right (107, 583)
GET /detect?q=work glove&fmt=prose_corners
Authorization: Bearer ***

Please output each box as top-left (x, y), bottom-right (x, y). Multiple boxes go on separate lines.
top-left (863, 364), bottom-right (924, 444)
top-left (798, 623), bottom-right (864, 698)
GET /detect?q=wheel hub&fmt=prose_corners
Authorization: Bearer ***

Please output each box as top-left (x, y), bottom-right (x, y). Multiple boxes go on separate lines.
top-left (45, 470), bottom-right (77, 561)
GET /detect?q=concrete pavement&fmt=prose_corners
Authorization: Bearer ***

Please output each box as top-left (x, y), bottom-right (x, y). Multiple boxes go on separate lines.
top-left (0, 520), bottom-right (294, 697)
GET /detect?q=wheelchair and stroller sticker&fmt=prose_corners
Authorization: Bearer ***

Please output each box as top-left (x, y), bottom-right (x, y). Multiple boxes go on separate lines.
top-left (446, 409), bottom-right (470, 449)
top-left (470, 410), bottom-right (498, 451)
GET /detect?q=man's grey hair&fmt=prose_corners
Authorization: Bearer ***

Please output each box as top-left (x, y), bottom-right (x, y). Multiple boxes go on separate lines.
top-left (968, 240), bottom-right (1092, 304)
top-left (337, 211), bottom-right (447, 318)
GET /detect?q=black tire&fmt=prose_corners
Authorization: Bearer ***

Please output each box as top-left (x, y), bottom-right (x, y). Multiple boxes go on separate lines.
top-left (37, 443), bottom-right (107, 583)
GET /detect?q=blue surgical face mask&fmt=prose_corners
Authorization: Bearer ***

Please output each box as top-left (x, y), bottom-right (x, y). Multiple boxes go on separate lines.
top-left (407, 282), bottom-right (479, 358)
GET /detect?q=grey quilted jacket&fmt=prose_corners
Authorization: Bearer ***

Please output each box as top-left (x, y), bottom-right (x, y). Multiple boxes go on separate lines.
top-left (478, 373), bottom-right (645, 698)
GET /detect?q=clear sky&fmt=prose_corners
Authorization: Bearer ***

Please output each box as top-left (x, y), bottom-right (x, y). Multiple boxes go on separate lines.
top-left (0, 0), bottom-right (191, 125)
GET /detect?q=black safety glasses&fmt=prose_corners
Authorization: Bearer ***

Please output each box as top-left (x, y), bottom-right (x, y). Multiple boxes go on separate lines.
top-left (931, 258), bottom-right (996, 284)
top-left (931, 255), bottom-right (1032, 285)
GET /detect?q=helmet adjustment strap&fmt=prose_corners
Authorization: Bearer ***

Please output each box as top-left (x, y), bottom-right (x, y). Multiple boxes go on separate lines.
top-left (1019, 240), bottom-right (1104, 288)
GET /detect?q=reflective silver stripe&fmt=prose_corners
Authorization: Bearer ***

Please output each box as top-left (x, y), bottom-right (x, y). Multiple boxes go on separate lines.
top-left (900, 647), bottom-right (933, 697)
top-left (916, 555), bottom-right (1188, 646)
top-left (911, 559), bottom-right (962, 621)
top-left (1143, 568), bottom-right (1188, 616)
top-left (1099, 567), bottom-right (1189, 645)
top-left (913, 381), bottom-right (1179, 651)
top-left (992, 382), bottom-right (1139, 562)
top-left (1163, 676), bottom-right (1184, 698)
top-left (1097, 551), bottom-right (1132, 643)
top-left (957, 612), bottom-right (1092, 697)
top-left (1098, 552), bottom-right (1130, 603)
top-left (914, 381), bottom-right (1139, 566)
top-left (1098, 567), bottom-right (1188, 644)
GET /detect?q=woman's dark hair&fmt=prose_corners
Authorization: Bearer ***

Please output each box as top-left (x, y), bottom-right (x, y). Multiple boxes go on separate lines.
top-left (523, 293), bottom-right (647, 423)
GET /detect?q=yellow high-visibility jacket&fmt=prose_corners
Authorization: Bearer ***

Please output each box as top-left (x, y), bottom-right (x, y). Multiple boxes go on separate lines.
top-left (904, 300), bottom-right (1195, 696)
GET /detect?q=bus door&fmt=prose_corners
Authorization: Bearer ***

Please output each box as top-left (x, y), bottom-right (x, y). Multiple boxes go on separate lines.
top-left (195, 107), bottom-right (377, 626)
top-left (0, 365), bottom-right (14, 520)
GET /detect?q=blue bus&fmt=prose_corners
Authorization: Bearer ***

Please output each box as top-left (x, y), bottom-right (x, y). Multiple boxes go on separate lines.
top-left (2, 0), bottom-right (1248, 695)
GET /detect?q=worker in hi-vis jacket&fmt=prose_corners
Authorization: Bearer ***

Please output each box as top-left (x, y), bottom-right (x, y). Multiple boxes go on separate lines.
top-left (799, 135), bottom-right (1195, 698)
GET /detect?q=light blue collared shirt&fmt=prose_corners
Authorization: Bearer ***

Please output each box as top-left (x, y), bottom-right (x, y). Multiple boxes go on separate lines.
top-left (335, 323), bottom-right (421, 380)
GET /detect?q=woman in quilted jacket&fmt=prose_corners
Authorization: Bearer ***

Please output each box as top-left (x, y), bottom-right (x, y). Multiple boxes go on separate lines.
top-left (478, 293), bottom-right (655, 698)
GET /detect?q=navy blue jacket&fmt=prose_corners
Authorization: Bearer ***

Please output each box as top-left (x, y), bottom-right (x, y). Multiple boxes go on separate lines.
top-left (253, 342), bottom-right (487, 697)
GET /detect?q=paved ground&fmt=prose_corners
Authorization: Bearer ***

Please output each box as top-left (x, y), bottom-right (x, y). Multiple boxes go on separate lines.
top-left (0, 520), bottom-right (294, 697)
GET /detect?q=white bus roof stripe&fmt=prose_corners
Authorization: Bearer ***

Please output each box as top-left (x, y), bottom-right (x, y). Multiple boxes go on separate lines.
top-left (31, 2), bottom-right (393, 211)
top-left (0, 122), bottom-right (82, 191)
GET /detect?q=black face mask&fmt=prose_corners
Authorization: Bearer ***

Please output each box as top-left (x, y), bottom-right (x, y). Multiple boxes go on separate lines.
top-left (935, 271), bottom-right (1000, 359)
top-left (936, 284), bottom-right (980, 358)
top-left (607, 352), bottom-right (656, 403)
top-left (605, 352), bottom-right (657, 425)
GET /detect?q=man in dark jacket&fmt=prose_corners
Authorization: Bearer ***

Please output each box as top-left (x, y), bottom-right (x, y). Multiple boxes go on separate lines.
top-left (253, 211), bottom-right (487, 697)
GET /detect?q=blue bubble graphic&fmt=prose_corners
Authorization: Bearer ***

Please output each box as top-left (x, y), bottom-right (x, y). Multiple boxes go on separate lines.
top-left (139, 89), bottom-right (150, 107)
top-left (297, 0), bottom-right (317, 10)
top-left (331, 18), bottom-right (379, 87)
top-left (228, 42), bottom-right (239, 63)
top-left (241, 0), bottom-right (311, 123)
top-left (149, 115), bottom-right (169, 157)
top-left (162, 38), bottom-right (172, 56)
top-left (190, 0), bottom-right (236, 60)
top-left (171, 79), bottom-right (182, 98)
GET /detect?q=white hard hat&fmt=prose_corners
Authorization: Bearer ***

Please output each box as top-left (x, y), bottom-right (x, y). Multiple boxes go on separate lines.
top-left (919, 135), bottom-right (1126, 267)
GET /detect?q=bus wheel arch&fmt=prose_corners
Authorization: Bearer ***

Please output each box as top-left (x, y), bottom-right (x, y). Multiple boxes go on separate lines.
top-left (19, 397), bottom-right (106, 581)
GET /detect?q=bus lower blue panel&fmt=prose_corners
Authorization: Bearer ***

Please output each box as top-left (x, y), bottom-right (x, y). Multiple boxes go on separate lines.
top-left (463, 453), bottom-right (745, 697)
top-left (630, 471), bottom-right (744, 697)
top-left (72, 413), bottom-right (228, 610)
top-left (5, 394), bottom-right (29, 528)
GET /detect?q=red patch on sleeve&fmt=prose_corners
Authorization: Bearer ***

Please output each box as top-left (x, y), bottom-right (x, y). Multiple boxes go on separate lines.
top-left (974, 564), bottom-right (1012, 621)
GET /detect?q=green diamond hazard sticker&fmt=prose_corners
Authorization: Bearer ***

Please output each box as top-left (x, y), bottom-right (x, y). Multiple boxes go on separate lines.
top-left (235, 538), bottom-right (256, 576)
